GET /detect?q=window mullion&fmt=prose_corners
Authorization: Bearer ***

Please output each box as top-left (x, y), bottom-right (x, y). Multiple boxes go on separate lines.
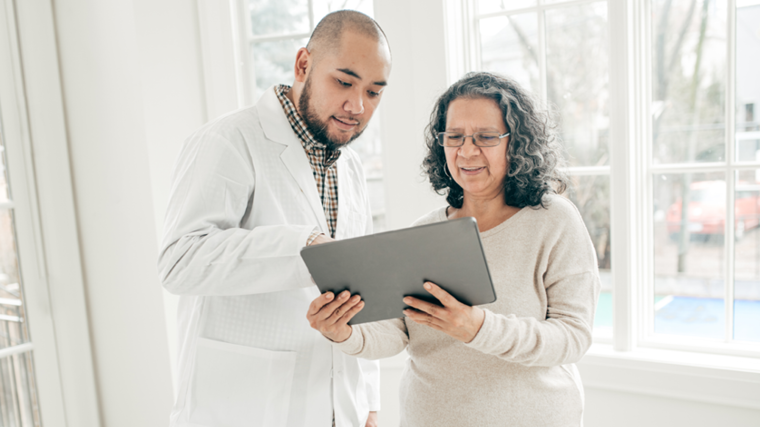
top-left (724, 0), bottom-right (737, 344)
top-left (308, 0), bottom-right (315, 31)
top-left (537, 4), bottom-right (547, 103)
top-left (608, 0), bottom-right (631, 352)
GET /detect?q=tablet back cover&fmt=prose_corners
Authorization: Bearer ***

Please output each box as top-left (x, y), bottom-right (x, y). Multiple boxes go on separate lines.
top-left (300, 217), bottom-right (496, 325)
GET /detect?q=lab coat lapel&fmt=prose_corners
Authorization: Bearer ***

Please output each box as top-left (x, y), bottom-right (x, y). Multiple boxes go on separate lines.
top-left (257, 88), bottom-right (329, 233)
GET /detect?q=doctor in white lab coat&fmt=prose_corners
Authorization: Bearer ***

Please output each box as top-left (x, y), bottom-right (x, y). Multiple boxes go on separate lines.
top-left (158, 11), bottom-right (392, 427)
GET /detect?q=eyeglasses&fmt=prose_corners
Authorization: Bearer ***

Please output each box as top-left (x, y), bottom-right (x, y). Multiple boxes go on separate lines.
top-left (435, 131), bottom-right (511, 147)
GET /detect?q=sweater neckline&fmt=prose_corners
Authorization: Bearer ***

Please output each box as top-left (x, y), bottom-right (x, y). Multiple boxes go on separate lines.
top-left (438, 205), bottom-right (529, 238)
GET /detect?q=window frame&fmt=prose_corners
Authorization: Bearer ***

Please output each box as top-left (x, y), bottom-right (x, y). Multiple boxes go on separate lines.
top-left (455, 0), bottom-right (760, 357)
top-left (0, 0), bottom-right (100, 426)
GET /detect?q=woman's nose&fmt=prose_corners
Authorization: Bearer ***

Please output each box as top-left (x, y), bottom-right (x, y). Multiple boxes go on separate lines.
top-left (458, 137), bottom-right (481, 158)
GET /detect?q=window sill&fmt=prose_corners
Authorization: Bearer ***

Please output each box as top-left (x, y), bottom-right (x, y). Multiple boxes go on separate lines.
top-left (379, 345), bottom-right (760, 410)
top-left (579, 343), bottom-right (760, 410)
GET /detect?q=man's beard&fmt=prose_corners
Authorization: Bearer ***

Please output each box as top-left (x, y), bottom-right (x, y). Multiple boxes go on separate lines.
top-left (298, 75), bottom-right (366, 152)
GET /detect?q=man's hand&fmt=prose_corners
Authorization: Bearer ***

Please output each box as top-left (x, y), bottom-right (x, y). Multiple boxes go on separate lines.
top-left (307, 290), bottom-right (364, 343)
top-left (365, 411), bottom-right (378, 427)
top-left (403, 281), bottom-right (485, 343)
top-left (308, 233), bottom-right (334, 246)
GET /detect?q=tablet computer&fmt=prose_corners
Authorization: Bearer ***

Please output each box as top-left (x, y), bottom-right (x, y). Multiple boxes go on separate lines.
top-left (300, 217), bottom-right (496, 325)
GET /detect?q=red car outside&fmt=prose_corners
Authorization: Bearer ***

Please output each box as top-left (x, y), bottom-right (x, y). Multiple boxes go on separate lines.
top-left (666, 180), bottom-right (760, 241)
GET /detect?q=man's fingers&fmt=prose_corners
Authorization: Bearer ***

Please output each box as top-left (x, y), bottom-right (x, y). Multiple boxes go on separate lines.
top-left (308, 292), bottom-right (335, 316)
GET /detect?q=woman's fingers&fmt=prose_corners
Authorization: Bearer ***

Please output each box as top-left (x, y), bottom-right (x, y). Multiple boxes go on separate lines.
top-left (404, 308), bottom-right (442, 330)
top-left (338, 299), bottom-right (365, 323)
top-left (308, 291), bottom-right (335, 317)
top-left (307, 291), bottom-right (362, 343)
top-left (317, 291), bottom-right (354, 321)
top-left (423, 282), bottom-right (460, 307)
top-left (327, 294), bottom-right (363, 322)
top-left (403, 296), bottom-right (441, 317)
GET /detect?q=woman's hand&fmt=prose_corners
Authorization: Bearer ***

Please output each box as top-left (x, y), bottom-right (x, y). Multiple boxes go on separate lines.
top-left (307, 290), bottom-right (365, 343)
top-left (403, 282), bottom-right (485, 343)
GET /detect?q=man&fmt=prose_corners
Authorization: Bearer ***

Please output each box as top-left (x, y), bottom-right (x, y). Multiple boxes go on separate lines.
top-left (158, 10), bottom-right (391, 427)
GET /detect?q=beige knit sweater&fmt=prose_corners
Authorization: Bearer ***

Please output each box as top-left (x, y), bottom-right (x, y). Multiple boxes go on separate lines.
top-left (332, 195), bottom-right (601, 427)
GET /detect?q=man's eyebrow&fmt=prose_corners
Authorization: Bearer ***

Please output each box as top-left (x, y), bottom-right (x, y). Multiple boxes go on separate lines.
top-left (337, 68), bottom-right (387, 87)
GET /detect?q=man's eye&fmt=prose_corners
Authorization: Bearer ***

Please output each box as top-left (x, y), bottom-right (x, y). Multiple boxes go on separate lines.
top-left (368, 90), bottom-right (379, 97)
top-left (337, 79), bottom-right (352, 87)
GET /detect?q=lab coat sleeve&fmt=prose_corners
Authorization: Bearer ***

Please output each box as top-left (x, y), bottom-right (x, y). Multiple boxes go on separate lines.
top-left (158, 130), bottom-right (314, 296)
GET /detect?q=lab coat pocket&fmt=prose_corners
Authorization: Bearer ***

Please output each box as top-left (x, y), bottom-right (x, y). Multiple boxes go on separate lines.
top-left (189, 338), bottom-right (296, 427)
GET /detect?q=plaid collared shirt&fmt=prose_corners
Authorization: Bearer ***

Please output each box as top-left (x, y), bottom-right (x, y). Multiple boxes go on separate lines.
top-left (275, 85), bottom-right (341, 238)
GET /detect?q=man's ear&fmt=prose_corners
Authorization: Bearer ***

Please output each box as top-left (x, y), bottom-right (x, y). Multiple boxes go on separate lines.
top-left (293, 47), bottom-right (311, 83)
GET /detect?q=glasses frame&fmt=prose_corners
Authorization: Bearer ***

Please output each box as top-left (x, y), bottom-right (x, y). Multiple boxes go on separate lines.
top-left (435, 131), bottom-right (511, 147)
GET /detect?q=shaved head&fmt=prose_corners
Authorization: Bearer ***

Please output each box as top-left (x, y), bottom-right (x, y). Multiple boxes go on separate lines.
top-left (286, 9), bottom-right (391, 150)
top-left (306, 10), bottom-right (389, 59)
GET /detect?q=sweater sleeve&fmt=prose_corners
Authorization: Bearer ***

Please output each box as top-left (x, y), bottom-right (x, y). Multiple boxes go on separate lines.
top-left (465, 200), bottom-right (601, 366)
top-left (466, 271), bottom-right (600, 366)
top-left (331, 318), bottom-right (409, 360)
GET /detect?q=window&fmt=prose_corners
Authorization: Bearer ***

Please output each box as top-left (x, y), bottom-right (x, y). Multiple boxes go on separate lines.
top-left (0, 5), bottom-right (43, 425)
top-left (459, 0), bottom-right (760, 354)
top-left (231, 0), bottom-right (387, 231)
top-left (0, 136), bottom-right (41, 427)
top-left (468, 0), bottom-right (613, 338)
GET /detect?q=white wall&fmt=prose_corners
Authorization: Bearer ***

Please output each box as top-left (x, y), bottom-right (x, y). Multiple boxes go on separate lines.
top-left (584, 389), bottom-right (760, 427)
top-left (374, 0), bottom-right (448, 230)
top-left (50, 0), bottom-right (205, 425)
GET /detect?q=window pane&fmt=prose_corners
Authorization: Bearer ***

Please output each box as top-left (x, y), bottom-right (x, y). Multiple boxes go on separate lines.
top-left (250, 37), bottom-right (308, 102)
top-left (0, 351), bottom-right (41, 427)
top-left (653, 172), bottom-right (725, 339)
top-left (734, 169), bottom-right (760, 342)
top-left (735, 4), bottom-right (760, 163)
top-left (347, 115), bottom-right (386, 232)
top-left (545, 2), bottom-right (609, 167)
top-left (477, 0), bottom-right (536, 14)
top-left (651, 0), bottom-right (727, 164)
top-left (248, 0), bottom-right (310, 37)
top-left (564, 174), bottom-right (611, 336)
top-left (1, 209), bottom-right (29, 349)
top-left (478, 13), bottom-right (540, 94)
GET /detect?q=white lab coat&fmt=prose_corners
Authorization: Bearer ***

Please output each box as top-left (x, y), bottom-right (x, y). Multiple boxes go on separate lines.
top-left (158, 87), bottom-right (380, 427)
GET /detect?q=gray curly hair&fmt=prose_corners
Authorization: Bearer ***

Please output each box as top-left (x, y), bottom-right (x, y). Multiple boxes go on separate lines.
top-left (422, 72), bottom-right (567, 209)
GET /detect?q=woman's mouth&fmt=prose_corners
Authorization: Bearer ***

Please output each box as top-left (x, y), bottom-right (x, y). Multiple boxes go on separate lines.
top-left (460, 166), bottom-right (485, 175)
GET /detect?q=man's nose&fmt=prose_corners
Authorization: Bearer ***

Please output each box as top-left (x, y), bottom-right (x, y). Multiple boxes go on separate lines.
top-left (343, 90), bottom-right (365, 115)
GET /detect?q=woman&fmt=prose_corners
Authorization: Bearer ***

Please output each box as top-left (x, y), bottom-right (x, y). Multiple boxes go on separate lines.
top-left (307, 72), bottom-right (600, 426)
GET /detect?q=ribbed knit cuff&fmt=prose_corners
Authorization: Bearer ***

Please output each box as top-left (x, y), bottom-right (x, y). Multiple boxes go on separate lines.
top-left (464, 308), bottom-right (495, 352)
top-left (329, 325), bottom-right (365, 356)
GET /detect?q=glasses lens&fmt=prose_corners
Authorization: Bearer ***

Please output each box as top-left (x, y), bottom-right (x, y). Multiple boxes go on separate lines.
top-left (474, 132), bottom-right (501, 146)
top-left (440, 133), bottom-right (463, 147)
